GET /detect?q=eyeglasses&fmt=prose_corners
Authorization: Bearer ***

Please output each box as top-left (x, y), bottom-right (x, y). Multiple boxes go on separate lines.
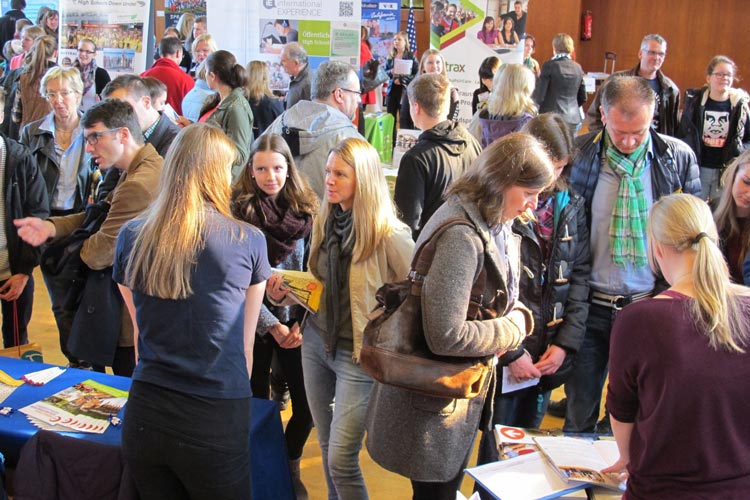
top-left (712, 72), bottom-right (734, 79)
top-left (645, 50), bottom-right (666, 58)
top-left (84, 128), bottom-right (121, 145)
top-left (77, 49), bottom-right (96, 55)
top-left (45, 90), bottom-right (76, 101)
top-left (337, 88), bottom-right (362, 96)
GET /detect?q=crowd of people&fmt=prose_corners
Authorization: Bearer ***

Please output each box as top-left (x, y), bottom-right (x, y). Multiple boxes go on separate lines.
top-left (0, 1), bottom-right (747, 498)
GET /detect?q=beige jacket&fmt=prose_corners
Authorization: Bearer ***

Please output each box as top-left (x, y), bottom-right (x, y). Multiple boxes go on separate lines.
top-left (308, 221), bottom-right (414, 360)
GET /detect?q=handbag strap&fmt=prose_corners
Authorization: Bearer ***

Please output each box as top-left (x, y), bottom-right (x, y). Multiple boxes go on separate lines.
top-left (409, 218), bottom-right (491, 319)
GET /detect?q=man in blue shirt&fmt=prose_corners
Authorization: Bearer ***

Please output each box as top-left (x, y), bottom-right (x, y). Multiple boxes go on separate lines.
top-left (562, 76), bottom-right (700, 433)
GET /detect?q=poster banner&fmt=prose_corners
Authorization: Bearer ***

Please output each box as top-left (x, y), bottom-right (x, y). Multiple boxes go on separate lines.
top-left (431, 0), bottom-right (530, 123)
top-left (362, 1), bottom-right (400, 65)
top-left (209, 0), bottom-right (361, 93)
top-left (59, 0), bottom-right (151, 76)
top-left (164, 0), bottom-right (206, 30)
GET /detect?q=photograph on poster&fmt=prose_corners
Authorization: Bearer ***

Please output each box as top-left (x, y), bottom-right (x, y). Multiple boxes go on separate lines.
top-left (62, 22), bottom-right (144, 52)
top-left (260, 18), bottom-right (299, 54)
top-left (164, 0), bottom-right (207, 28)
top-left (362, 3), bottom-right (400, 65)
top-left (102, 49), bottom-right (135, 71)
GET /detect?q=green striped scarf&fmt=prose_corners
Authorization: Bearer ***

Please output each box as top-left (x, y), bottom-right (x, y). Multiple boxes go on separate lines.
top-left (605, 133), bottom-right (650, 267)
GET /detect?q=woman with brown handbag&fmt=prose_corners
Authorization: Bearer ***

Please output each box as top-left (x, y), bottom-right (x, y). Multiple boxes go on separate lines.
top-left (267, 137), bottom-right (413, 500)
top-left (365, 133), bottom-right (554, 500)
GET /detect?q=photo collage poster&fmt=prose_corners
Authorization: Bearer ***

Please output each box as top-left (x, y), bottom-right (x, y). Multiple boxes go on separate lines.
top-left (431, 0), bottom-right (531, 123)
top-left (209, 0), bottom-right (362, 92)
top-left (59, 0), bottom-right (151, 76)
top-left (164, 0), bottom-right (206, 29)
top-left (362, 1), bottom-right (400, 66)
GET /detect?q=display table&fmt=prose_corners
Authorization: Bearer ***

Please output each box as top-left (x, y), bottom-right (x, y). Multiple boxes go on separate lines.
top-left (0, 357), bottom-right (294, 499)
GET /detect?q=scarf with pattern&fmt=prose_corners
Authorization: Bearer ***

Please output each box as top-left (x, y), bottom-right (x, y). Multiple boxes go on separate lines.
top-left (605, 132), bottom-right (651, 266)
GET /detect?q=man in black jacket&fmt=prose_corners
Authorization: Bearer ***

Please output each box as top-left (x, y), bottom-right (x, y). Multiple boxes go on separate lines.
top-left (394, 73), bottom-right (481, 240)
top-left (587, 34), bottom-right (680, 137)
top-left (0, 87), bottom-right (49, 347)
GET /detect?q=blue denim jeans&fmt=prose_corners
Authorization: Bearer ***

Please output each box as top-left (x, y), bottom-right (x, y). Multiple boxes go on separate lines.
top-left (301, 327), bottom-right (373, 500)
top-left (563, 303), bottom-right (615, 433)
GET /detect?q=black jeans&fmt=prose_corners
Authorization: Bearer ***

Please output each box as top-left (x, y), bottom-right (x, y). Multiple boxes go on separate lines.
top-left (123, 381), bottom-right (252, 500)
top-left (250, 331), bottom-right (313, 460)
top-left (411, 470), bottom-right (465, 500)
top-left (1, 275), bottom-right (33, 348)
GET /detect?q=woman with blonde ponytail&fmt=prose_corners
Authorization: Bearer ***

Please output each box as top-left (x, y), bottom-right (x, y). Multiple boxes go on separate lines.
top-left (602, 193), bottom-right (750, 498)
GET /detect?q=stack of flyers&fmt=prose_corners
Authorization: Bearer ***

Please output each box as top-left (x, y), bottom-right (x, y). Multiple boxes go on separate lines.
top-left (23, 366), bottom-right (65, 386)
top-left (20, 379), bottom-right (128, 434)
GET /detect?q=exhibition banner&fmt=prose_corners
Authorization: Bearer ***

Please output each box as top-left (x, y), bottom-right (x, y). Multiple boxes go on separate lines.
top-left (432, 0), bottom-right (529, 123)
top-left (362, 1), bottom-right (400, 65)
top-left (59, 0), bottom-right (152, 75)
top-left (209, 0), bottom-right (361, 92)
top-left (164, 0), bottom-right (206, 29)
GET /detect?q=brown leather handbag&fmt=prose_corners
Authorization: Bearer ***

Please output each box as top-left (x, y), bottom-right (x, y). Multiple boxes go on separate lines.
top-left (361, 218), bottom-right (496, 399)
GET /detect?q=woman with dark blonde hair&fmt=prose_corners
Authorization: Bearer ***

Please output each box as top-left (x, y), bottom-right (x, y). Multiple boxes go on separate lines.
top-left (232, 134), bottom-right (316, 498)
top-left (115, 123), bottom-right (271, 499)
top-left (604, 193), bottom-right (750, 498)
top-left (714, 148), bottom-right (750, 285)
top-left (268, 137), bottom-right (413, 499)
top-left (367, 133), bottom-right (554, 500)
top-left (40, 9), bottom-right (58, 38)
top-left (12, 35), bottom-right (57, 134)
top-left (468, 63), bottom-right (537, 147)
top-left (245, 61), bottom-right (284, 137)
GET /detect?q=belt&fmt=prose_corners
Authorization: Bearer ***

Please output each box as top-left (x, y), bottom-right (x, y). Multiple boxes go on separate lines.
top-left (589, 290), bottom-right (652, 311)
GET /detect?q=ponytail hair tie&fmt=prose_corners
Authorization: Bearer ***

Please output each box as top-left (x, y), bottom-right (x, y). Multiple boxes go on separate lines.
top-left (694, 232), bottom-right (709, 244)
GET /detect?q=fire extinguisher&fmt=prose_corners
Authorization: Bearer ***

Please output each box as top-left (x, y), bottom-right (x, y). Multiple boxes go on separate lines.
top-left (581, 10), bottom-right (592, 41)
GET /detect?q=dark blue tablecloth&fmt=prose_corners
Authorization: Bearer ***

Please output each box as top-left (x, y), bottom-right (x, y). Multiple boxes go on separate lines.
top-left (0, 357), bottom-right (294, 499)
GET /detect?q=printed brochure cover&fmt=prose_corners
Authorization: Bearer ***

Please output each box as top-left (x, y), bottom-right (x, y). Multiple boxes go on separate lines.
top-left (20, 379), bottom-right (128, 434)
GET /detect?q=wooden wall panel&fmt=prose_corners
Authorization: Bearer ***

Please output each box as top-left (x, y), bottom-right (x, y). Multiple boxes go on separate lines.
top-left (525, 0), bottom-right (582, 64)
top-left (576, 0), bottom-right (750, 101)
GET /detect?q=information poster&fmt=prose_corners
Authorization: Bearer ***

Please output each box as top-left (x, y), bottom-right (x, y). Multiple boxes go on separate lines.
top-left (164, 0), bottom-right (206, 29)
top-left (362, 1), bottom-right (400, 65)
top-left (59, 0), bottom-right (152, 76)
top-left (210, 0), bottom-right (361, 92)
top-left (431, 0), bottom-right (531, 123)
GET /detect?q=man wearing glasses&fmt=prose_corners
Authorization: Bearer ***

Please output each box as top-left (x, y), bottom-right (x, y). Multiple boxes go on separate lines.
top-left (15, 99), bottom-right (162, 376)
top-left (587, 34), bottom-right (680, 137)
top-left (257, 60), bottom-right (364, 197)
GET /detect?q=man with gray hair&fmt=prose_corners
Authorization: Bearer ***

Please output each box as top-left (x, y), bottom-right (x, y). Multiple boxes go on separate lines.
top-left (281, 42), bottom-right (313, 109)
top-left (560, 76), bottom-right (700, 434)
top-left (587, 34), bottom-right (680, 136)
top-left (258, 60), bottom-right (364, 197)
top-left (394, 73), bottom-right (480, 240)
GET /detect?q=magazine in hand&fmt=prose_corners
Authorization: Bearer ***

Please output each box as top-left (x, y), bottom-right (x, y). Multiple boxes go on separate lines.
top-left (20, 379), bottom-right (128, 434)
top-left (532, 436), bottom-right (625, 491)
top-left (272, 268), bottom-right (323, 314)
